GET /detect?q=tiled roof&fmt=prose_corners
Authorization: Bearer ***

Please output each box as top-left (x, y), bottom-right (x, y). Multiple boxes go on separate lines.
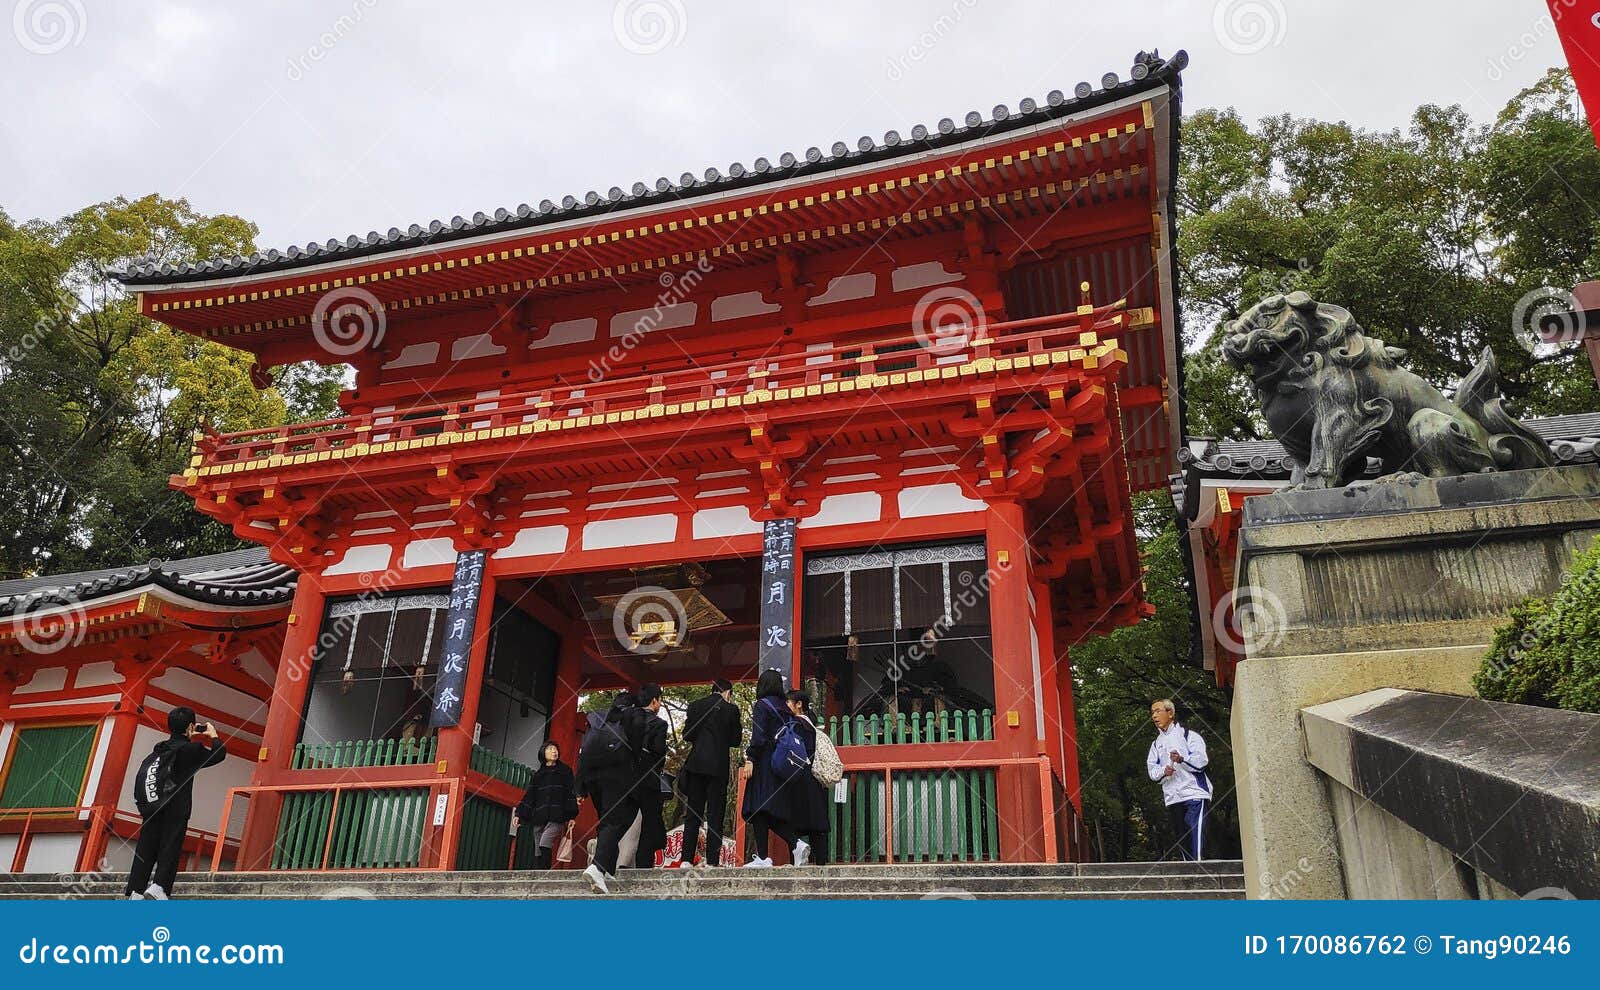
top-left (1169, 412), bottom-right (1600, 519)
top-left (0, 546), bottom-right (296, 616)
top-left (113, 50), bottom-right (1186, 287)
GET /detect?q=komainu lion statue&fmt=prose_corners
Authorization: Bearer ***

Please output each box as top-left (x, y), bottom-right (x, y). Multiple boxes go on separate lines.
top-left (1222, 292), bottom-right (1555, 490)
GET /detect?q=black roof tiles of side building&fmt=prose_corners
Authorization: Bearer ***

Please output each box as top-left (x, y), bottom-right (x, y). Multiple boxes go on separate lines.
top-left (0, 545), bottom-right (296, 617)
top-left (1168, 412), bottom-right (1600, 520)
top-left (112, 51), bottom-right (1186, 287)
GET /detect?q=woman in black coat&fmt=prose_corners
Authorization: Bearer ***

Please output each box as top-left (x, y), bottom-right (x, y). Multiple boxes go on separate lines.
top-left (739, 668), bottom-right (797, 867)
top-left (514, 741), bottom-right (580, 870)
top-left (784, 690), bottom-right (831, 866)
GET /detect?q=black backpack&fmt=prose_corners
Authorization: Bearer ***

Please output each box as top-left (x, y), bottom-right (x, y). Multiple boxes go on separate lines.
top-left (579, 710), bottom-right (631, 771)
top-left (133, 741), bottom-right (178, 815)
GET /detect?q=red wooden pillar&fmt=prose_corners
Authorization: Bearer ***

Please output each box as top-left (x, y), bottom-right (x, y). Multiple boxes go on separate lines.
top-left (236, 572), bottom-right (326, 868)
top-left (436, 569), bottom-right (499, 868)
top-left (985, 498), bottom-right (1045, 861)
top-left (548, 619), bottom-right (587, 758)
top-left (82, 664), bottom-right (148, 870)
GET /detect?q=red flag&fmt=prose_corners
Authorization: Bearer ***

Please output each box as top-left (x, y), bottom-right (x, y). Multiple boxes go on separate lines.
top-left (1551, 0), bottom-right (1600, 145)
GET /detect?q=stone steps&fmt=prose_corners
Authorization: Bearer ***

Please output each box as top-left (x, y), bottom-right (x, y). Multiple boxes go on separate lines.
top-left (0, 860), bottom-right (1245, 900)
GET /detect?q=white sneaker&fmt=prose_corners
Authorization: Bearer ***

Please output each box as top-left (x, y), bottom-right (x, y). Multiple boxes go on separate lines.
top-left (127, 892), bottom-right (143, 901)
top-left (742, 856), bottom-right (773, 869)
top-left (794, 840), bottom-right (811, 867)
top-left (143, 884), bottom-right (168, 901)
top-left (581, 863), bottom-right (610, 894)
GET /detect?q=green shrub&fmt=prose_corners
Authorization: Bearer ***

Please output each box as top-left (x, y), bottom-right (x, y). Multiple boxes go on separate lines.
top-left (1474, 539), bottom-right (1600, 713)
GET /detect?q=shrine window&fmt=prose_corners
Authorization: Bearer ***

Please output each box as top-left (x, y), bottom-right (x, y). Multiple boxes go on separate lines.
top-left (472, 601), bottom-right (560, 767)
top-left (300, 591), bottom-right (450, 749)
top-left (800, 542), bottom-right (995, 722)
top-left (0, 723), bottom-right (97, 810)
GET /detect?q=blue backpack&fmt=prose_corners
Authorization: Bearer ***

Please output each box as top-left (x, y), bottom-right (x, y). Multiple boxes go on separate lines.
top-left (770, 718), bottom-right (811, 781)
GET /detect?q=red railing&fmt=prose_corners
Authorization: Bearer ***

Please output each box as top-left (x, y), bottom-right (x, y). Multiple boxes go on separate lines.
top-left (732, 754), bottom-right (1058, 864)
top-left (210, 777), bottom-right (462, 873)
top-left (0, 805), bottom-right (241, 874)
top-left (191, 306), bottom-right (1127, 470)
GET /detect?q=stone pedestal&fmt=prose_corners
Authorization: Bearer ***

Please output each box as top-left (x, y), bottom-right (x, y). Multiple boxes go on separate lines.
top-left (1229, 465), bottom-right (1600, 899)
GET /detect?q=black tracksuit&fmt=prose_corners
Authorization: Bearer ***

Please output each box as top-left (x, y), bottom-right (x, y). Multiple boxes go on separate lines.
top-left (576, 694), bottom-right (649, 876)
top-left (633, 712), bottom-right (669, 868)
top-left (678, 693), bottom-right (741, 865)
top-left (124, 733), bottom-right (226, 897)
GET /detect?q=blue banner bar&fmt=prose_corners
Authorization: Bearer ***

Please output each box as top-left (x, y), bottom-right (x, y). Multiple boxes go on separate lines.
top-left (0, 900), bottom-right (1588, 987)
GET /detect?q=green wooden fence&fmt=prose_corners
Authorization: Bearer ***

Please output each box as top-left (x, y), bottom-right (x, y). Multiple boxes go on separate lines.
top-left (827, 766), bottom-right (1000, 863)
top-left (457, 795), bottom-right (540, 871)
top-left (469, 746), bottom-right (535, 790)
top-left (269, 786), bottom-right (430, 869)
top-left (825, 708), bottom-right (993, 746)
top-left (290, 736), bottom-right (437, 770)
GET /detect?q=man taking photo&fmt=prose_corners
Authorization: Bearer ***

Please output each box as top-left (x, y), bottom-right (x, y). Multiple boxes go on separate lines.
top-left (124, 707), bottom-right (227, 899)
top-left (1146, 698), bottom-right (1212, 861)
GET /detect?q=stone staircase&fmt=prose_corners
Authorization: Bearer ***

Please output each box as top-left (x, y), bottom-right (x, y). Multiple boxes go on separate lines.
top-left (0, 860), bottom-right (1245, 899)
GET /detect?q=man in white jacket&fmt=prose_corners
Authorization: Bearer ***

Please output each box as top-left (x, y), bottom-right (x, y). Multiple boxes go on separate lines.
top-left (1146, 698), bottom-right (1211, 861)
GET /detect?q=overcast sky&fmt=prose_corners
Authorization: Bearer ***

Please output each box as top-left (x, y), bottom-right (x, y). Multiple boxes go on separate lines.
top-left (0, 1), bottom-right (1572, 252)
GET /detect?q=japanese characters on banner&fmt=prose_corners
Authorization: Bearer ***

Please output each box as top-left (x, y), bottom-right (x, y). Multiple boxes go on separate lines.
top-left (429, 548), bottom-right (487, 729)
top-left (1549, 1), bottom-right (1600, 146)
top-left (758, 517), bottom-right (797, 676)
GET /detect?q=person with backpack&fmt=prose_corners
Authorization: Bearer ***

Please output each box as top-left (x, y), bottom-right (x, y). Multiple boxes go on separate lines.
top-left (739, 668), bottom-right (799, 868)
top-left (1147, 698), bottom-right (1212, 861)
top-left (631, 683), bottom-right (669, 868)
top-left (513, 741), bottom-right (580, 870)
top-left (672, 677), bottom-right (741, 867)
top-left (123, 707), bottom-right (227, 900)
top-left (783, 690), bottom-right (832, 866)
top-left (577, 689), bottom-right (648, 894)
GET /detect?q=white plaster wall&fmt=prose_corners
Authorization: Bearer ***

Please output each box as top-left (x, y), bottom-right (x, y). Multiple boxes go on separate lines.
top-left (14, 667), bottom-right (67, 694)
top-left (401, 538), bottom-right (457, 569)
top-left (74, 662), bottom-right (123, 689)
top-left (582, 513), bottom-right (678, 550)
top-left (0, 834), bottom-right (79, 873)
top-left (148, 668), bottom-right (267, 726)
top-left (692, 506), bottom-right (763, 540)
top-left (899, 483), bottom-right (984, 518)
top-left (533, 317), bottom-right (598, 350)
top-left (324, 543), bottom-right (394, 576)
top-left (493, 525), bottom-right (569, 559)
top-left (800, 492), bottom-right (881, 529)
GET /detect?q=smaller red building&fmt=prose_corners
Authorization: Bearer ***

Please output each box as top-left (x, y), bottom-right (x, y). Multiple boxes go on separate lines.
top-left (0, 549), bottom-right (293, 873)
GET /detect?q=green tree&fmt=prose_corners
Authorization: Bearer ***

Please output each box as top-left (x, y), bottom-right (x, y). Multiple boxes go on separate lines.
top-left (0, 195), bottom-right (345, 578)
top-left (1069, 493), bottom-right (1236, 861)
top-left (1177, 69), bottom-right (1599, 441)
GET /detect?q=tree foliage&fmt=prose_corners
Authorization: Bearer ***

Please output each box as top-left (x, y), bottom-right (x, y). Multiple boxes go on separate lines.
top-left (1178, 69), bottom-right (1600, 441)
top-left (1069, 493), bottom-right (1236, 862)
top-left (0, 194), bottom-right (345, 578)
top-left (1474, 540), bottom-right (1600, 713)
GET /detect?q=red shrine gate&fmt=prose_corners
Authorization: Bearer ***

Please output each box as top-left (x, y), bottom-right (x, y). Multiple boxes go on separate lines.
top-left (112, 51), bottom-right (1189, 868)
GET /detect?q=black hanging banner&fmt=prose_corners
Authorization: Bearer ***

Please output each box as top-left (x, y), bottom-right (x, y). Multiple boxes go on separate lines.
top-left (429, 548), bottom-right (487, 729)
top-left (758, 517), bottom-right (797, 676)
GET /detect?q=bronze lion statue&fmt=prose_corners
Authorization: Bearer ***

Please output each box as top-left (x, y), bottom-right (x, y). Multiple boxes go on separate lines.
top-left (1221, 292), bottom-right (1554, 489)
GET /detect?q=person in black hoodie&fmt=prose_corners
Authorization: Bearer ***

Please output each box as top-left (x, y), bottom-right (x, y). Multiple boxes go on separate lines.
top-left (577, 689), bottom-right (648, 894)
top-left (513, 741), bottom-right (579, 870)
top-left (631, 683), bottom-right (669, 868)
top-left (124, 706), bottom-right (227, 900)
top-left (674, 677), bottom-right (741, 866)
